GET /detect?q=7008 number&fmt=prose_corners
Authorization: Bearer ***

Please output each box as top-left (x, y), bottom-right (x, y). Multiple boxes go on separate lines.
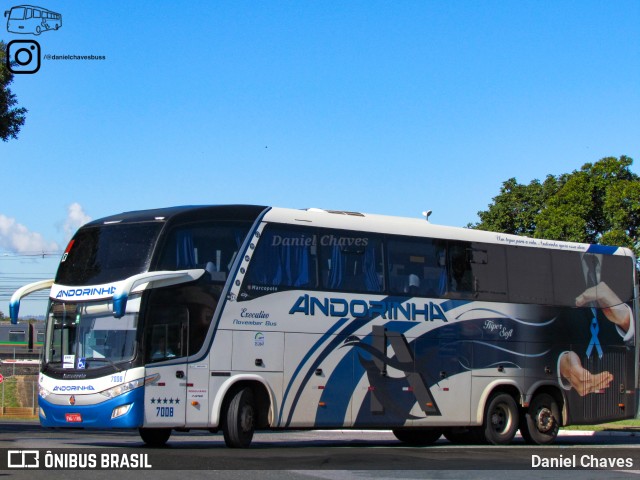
top-left (156, 407), bottom-right (174, 417)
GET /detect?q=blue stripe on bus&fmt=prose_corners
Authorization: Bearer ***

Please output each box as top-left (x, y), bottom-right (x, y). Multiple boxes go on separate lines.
top-left (315, 321), bottom-right (416, 426)
top-left (277, 316), bottom-right (349, 426)
top-left (282, 297), bottom-right (471, 427)
top-left (281, 295), bottom-right (422, 427)
top-left (586, 244), bottom-right (619, 255)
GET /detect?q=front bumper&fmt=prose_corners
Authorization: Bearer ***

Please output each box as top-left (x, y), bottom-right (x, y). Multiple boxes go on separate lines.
top-left (39, 386), bottom-right (144, 429)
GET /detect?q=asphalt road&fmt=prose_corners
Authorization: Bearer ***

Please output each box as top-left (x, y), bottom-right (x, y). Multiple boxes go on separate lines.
top-left (1, 421), bottom-right (640, 479)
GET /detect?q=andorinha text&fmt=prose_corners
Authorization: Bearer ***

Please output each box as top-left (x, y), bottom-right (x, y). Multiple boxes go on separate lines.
top-left (289, 294), bottom-right (448, 322)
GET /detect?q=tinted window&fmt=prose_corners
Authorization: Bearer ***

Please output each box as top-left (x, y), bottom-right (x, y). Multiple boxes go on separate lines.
top-left (56, 223), bottom-right (163, 286)
top-left (506, 247), bottom-right (553, 304)
top-left (318, 231), bottom-right (384, 293)
top-left (467, 243), bottom-right (508, 302)
top-left (144, 305), bottom-right (188, 363)
top-left (244, 226), bottom-right (384, 295)
top-left (387, 238), bottom-right (447, 297)
top-left (156, 222), bottom-right (251, 283)
top-left (244, 227), bottom-right (318, 289)
top-left (552, 251), bottom-right (634, 307)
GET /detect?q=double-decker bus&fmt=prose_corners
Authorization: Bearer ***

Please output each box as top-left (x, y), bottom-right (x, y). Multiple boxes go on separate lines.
top-left (10, 205), bottom-right (638, 447)
top-left (4, 5), bottom-right (62, 35)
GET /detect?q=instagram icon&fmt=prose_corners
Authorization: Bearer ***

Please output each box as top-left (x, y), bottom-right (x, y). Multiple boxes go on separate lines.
top-left (6, 40), bottom-right (41, 74)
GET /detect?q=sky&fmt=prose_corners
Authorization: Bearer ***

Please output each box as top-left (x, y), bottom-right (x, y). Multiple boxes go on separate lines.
top-left (1, 0), bottom-right (639, 316)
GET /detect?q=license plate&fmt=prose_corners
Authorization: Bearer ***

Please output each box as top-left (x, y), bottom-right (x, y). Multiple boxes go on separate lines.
top-left (65, 413), bottom-right (82, 423)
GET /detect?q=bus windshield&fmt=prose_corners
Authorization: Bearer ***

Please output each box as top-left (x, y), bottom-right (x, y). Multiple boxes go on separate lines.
top-left (45, 300), bottom-right (139, 370)
top-left (9, 7), bottom-right (26, 19)
top-left (56, 223), bottom-right (163, 286)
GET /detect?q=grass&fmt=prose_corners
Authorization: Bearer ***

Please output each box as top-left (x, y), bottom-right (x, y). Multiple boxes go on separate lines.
top-left (563, 419), bottom-right (640, 431)
top-left (0, 378), bottom-right (20, 408)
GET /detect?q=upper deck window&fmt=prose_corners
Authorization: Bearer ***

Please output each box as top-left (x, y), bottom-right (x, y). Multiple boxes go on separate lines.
top-left (155, 222), bottom-right (251, 283)
top-left (56, 223), bottom-right (163, 286)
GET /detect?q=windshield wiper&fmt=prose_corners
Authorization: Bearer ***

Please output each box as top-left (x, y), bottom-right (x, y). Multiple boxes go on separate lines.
top-left (83, 357), bottom-right (122, 372)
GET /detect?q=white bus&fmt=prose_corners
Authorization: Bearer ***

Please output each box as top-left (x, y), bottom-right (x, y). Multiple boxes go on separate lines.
top-left (10, 205), bottom-right (638, 447)
top-left (4, 5), bottom-right (62, 35)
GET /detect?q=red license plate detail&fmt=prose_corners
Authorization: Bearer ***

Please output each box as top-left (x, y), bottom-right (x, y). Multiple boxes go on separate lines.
top-left (65, 413), bottom-right (82, 423)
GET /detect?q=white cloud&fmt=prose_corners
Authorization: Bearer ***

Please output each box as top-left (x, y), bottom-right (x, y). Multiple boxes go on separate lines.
top-left (0, 203), bottom-right (92, 255)
top-left (63, 202), bottom-right (92, 241)
top-left (0, 214), bottom-right (59, 254)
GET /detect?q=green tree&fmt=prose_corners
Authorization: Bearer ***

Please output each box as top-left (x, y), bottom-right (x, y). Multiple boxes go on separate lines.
top-left (470, 174), bottom-right (562, 237)
top-left (472, 156), bottom-right (640, 256)
top-left (0, 40), bottom-right (27, 141)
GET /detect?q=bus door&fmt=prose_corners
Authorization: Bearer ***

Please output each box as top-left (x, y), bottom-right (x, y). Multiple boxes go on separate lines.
top-left (143, 306), bottom-right (189, 428)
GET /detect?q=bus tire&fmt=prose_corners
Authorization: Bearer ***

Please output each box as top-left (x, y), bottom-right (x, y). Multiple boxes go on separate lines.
top-left (483, 393), bottom-right (519, 445)
top-left (223, 387), bottom-right (256, 448)
top-left (521, 393), bottom-right (560, 445)
top-left (392, 428), bottom-right (442, 445)
top-left (139, 427), bottom-right (171, 447)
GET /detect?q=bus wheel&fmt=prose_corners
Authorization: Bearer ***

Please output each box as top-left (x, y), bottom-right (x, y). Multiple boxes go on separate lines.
top-left (521, 393), bottom-right (560, 445)
top-left (223, 387), bottom-right (256, 448)
top-left (483, 393), bottom-right (519, 445)
top-left (139, 427), bottom-right (171, 447)
top-left (35, 25), bottom-right (41, 35)
top-left (392, 428), bottom-right (442, 445)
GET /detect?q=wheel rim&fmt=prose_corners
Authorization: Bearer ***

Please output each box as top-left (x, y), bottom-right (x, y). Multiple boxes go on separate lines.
top-left (536, 407), bottom-right (554, 433)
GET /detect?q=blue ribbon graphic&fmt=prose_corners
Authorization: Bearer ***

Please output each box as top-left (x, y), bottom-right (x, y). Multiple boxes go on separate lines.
top-left (586, 307), bottom-right (603, 359)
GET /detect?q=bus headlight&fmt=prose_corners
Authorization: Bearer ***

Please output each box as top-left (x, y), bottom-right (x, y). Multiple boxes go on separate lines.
top-left (100, 378), bottom-right (145, 399)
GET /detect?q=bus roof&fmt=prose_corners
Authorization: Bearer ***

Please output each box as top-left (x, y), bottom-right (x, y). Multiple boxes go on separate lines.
top-left (83, 204), bottom-right (635, 259)
top-left (265, 206), bottom-right (635, 258)
top-left (84, 204), bottom-right (268, 227)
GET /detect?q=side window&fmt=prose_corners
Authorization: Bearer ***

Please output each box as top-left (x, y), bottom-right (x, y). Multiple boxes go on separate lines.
top-left (9, 330), bottom-right (26, 343)
top-left (157, 222), bottom-right (250, 282)
top-left (446, 242), bottom-right (474, 297)
top-left (319, 232), bottom-right (384, 294)
top-left (506, 247), bottom-right (553, 304)
top-left (387, 238), bottom-right (446, 297)
top-left (552, 250), bottom-right (634, 307)
top-left (145, 305), bottom-right (188, 363)
top-left (243, 226), bottom-right (384, 295)
top-left (244, 226), bottom-right (318, 290)
top-left (468, 243), bottom-right (508, 302)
